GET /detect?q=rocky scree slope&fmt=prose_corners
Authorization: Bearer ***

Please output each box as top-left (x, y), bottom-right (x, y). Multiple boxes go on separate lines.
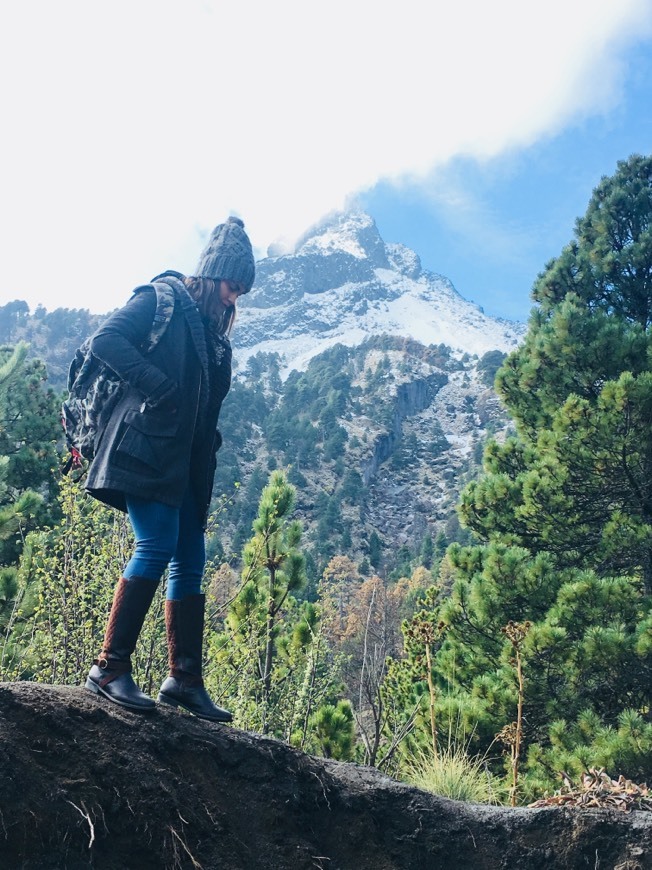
top-left (1, 682), bottom-right (650, 870)
top-left (216, 337), bottom-right (510, 568)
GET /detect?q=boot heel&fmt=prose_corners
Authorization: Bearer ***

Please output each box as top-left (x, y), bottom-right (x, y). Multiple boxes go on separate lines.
top-left (157, 692), bottom-right (179, 709)
top-left (85, 677), bottom-right (100, 694)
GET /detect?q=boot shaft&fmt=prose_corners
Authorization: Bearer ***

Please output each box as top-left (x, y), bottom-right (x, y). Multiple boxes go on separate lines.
top-left (165, 593), bottom-right (205, 681)
top-left (100, 576), bottom-right (159, 663)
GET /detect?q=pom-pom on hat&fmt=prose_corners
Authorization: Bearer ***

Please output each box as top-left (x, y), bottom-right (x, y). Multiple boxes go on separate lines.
top-left (194, 216), bottom-right (255, 292)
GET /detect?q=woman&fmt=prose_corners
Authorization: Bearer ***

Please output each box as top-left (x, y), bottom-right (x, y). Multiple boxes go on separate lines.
top-left (84, 216), bottom-right (255, 722)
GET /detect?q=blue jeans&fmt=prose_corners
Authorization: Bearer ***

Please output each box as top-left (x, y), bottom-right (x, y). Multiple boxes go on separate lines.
top-left (123, 490), bottom-right (205, 600)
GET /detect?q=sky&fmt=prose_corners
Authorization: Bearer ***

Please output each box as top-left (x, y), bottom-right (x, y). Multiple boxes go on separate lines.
top-left (1, 0), bottom-right (652, 323)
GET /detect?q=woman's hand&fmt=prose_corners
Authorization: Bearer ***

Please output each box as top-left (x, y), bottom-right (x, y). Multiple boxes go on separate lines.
top-left (145, 379), bottom-right (179, 413)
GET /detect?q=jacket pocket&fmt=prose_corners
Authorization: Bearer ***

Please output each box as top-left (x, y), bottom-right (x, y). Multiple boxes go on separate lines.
top-left (115, 408), bottom-right (179, 471)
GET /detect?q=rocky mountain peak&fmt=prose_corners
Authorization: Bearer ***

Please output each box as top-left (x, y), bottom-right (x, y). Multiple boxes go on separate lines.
top-left (234, 209), bottom-right (525, 377)
top-left (294, 210), bottom-right (390, 269)
top-left (385, 242), bottom-right (422, 280)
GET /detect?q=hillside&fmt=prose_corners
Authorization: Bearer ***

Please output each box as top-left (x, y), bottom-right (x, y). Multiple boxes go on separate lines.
top-left (0, 301), bottom-right (105, 394)
top-left (1, 682), bottom-right (650, 870)
top-left (212, 337), bottom-right (511, 575)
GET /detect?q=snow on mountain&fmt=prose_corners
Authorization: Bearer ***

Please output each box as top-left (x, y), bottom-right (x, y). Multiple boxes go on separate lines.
top-left (232, 211), bottom-right (525, 376)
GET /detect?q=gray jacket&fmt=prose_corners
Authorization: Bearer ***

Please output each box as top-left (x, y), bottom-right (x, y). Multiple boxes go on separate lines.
top-left (85, 272), bottom-right (231, 525)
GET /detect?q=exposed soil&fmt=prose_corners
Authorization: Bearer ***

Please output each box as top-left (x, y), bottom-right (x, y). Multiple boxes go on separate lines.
top-left (0, 682), bottom-right (650, 870)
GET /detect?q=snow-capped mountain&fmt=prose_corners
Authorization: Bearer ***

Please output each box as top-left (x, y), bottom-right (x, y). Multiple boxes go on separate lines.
top-left (232, 211), bottom-right (525, 375)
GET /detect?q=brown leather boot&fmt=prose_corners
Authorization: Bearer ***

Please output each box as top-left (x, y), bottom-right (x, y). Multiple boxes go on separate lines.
top-left (157, 594), bottom-right (232, 723)
top-left (85, 577), bottom-right (158, 712)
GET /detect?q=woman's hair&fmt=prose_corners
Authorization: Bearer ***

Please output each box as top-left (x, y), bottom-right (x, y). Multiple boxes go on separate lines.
top-left (183, 276), bottom-right (236, 335)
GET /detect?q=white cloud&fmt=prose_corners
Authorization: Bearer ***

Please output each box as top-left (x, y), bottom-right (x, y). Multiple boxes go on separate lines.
top-left (1, 0), bottom-right (650, 311)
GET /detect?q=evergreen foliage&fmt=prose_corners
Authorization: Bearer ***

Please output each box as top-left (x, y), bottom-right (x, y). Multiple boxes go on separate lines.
top-left (420, 533), bottom-right (434, 569)
top-left (463, 155), bottom-right (652, 591)
top-left (429, 420), bottom-right (450, 458)
top-left (0, 345), bottom-right (61, 557)
top-left (398, 155), bottom-right (652, 800)
top-left (209, 471), bottom-right (345, 744)
top-left (1, 476), bottom-right (167, 690)
top-left (0, 302), bottom-right (104, 392)
top-left (368, 530), bottom-right (383, 569)
top-left (477, 350), bottom-right (507, 388)
top-left (301, 699), bottom-right (355, 760)
top-left (0, 344), bottom-right (61, 634)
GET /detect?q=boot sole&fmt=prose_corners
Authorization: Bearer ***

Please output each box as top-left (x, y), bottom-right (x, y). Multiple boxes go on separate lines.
top-left (85, 677), bottom-right (156, 713)
top-left (157, 691), bottom-right (232, 723)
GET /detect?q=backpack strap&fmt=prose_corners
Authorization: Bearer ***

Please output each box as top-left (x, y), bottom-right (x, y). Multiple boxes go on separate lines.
top-left (131, 275), bottom-right (187, 354)
top-left (147, 280), bottom-right (176, 352)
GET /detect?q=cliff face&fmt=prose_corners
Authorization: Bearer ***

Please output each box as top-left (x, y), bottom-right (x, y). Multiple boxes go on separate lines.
top-left (1, 682), bottom-right (650, 870)
top-left (360, 373), bottom-right (447, 485)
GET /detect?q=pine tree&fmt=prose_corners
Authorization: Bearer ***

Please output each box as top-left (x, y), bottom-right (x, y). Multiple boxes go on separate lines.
top-left (462, 155), bottom-right (652, 593)
top-left (217, 471), bottom-right (307, 733)
top-left (0, 345), bottom-right (41, 538)
top-left (368, 531), bottom-right (383, 569)
top-left (420, 533), bottom-right (434, 569)
top-left (303, 700), bottom-right (355, 760)
top-left (0, 348), bottom-right (60, 499)
top-left (208, 472), bottom-right (348, 747)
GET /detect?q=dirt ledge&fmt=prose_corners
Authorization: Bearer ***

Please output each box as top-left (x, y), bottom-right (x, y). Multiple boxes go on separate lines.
top-left (0, 682), bottom-right (650, 869)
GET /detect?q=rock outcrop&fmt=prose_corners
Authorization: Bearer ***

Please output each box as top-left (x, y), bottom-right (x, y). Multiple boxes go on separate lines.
top-left (1, 683), bottom-right (649, 869)
top-left (361, 373), bottom-right (448, 485)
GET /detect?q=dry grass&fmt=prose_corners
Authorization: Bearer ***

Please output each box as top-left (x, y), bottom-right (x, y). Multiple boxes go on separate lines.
top-left (402, 742), bottom-right (503, 804)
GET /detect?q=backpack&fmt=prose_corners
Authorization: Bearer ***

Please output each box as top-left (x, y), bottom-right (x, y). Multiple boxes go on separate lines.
top-left (61, 278), bottom-right (178, 473)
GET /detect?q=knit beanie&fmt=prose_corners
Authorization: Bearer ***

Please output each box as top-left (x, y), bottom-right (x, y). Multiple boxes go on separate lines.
top-left (194, 216), bottom-right (256, 292)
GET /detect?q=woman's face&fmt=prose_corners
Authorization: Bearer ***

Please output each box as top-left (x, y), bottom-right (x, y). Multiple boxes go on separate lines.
top-left (204, 280), bottom-right (245, 321)
top-left (219, 280), bottom-right (246, 307)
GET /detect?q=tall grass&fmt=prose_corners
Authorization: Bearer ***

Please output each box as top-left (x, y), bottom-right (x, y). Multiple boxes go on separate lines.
top-left (402, 743), bottom-right (502, 804)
